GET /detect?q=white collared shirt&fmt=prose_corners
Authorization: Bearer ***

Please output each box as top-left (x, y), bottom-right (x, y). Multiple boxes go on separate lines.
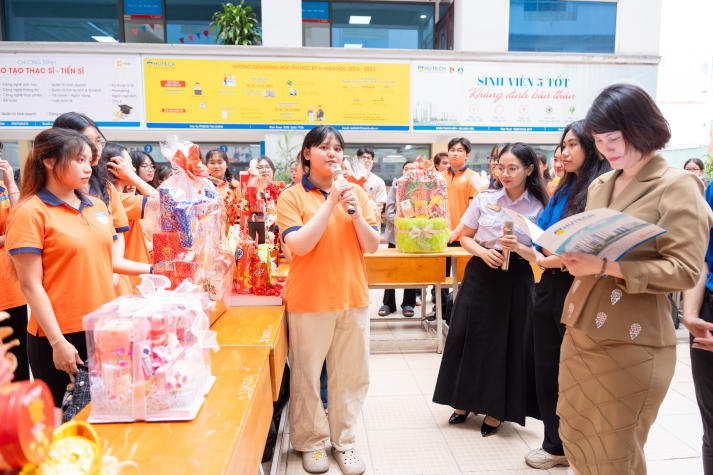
top-left (460, 188), bottom-right (544, 249)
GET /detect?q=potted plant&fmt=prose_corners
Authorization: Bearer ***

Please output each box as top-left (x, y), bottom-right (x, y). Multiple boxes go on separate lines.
top-left (210, 1), bottom-right (261, 46)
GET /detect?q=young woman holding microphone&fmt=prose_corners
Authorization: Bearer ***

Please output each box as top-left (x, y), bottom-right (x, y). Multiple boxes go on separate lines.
top-left (276, 125), bottom-right (378, 475)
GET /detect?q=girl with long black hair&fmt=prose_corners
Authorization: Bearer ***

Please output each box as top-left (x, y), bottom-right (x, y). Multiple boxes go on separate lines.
top-left (433, 142), bottom-right (547, 437)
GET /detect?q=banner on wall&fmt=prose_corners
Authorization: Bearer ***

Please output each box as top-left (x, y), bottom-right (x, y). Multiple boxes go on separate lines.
top-left (143, 58), bottom-right (409, 130)
top-left (411, 61), bottom-right (657, 132)
top-left (0, 54), bottom-right (143, 128)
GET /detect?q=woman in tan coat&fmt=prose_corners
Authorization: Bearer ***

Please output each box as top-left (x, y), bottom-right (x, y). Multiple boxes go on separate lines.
top-left (556, 83), bottom-right (713, 474)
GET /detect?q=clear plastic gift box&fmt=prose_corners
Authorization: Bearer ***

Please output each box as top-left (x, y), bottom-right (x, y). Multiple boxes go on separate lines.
top-left (83, 276), bottom-right (219, 423)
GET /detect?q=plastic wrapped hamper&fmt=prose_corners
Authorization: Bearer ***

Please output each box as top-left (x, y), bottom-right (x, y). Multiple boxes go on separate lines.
top-left (395, 163), bottom-right (450, 253)
top-left (84, 276), bottom-right (219, 423)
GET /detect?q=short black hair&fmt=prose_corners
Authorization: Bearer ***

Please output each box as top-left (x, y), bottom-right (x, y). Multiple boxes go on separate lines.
top-left (447, 137), bottom-right (471, 154)
top-left (357, 147), bottom-right (374, 158)
top-left (585, 83), bottom-right (670, 154)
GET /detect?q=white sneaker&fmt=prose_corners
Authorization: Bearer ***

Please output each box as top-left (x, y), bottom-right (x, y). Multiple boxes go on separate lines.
top-left (332, 447), bottom-right (365, 475)
top-left (301, 448), bottom-right (329, 473)
top-left (524, 447), bottom-right (569, 469)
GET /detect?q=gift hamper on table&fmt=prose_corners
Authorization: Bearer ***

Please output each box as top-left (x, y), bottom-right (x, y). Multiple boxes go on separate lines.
top-left (226, 160), bottom-right (285, 306)
top-left (395, 161), bottom-right (451, 253)
top-left (83, 276), bottom-right (219, 423)
top-left (149, 136), bottom-right (234, 304)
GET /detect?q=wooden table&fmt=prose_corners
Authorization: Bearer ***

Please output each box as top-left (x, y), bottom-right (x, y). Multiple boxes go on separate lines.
top-left (77, 346), bottom-right (273, 474)
top-left (212, 305), bottom-right (288, 401)
top-left (364, 248), bottom-right (450, 353)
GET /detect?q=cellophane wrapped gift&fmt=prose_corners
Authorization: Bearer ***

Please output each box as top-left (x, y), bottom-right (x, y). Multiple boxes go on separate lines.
top-left (146, 136), bottom-right (233, 306)
top-left (395, 166), bottom-right (450, 253)
top-left (83, 276), bottom-right (219, 423)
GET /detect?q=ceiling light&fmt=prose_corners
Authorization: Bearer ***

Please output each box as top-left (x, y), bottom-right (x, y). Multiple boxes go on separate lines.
top-left (344, 43), bottom-right (363, 48)
top-left (92, 36), bottom-right (118, 43)
top-left (349, 15), bottom-right (371, 25)
top-left (420, 14), bottom-right (428, 19)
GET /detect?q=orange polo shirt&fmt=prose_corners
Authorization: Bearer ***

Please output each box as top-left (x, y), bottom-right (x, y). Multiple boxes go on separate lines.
top-left (120, 192), bottom-right (150, 293)
top-left (276, 176), bottom-right (377, 314)
top-left (0, 186), bottom-right (26, 310)
top-left (6, 189), bottom-right (116, 336)
top-left (442, 167), bottom-right (479, 231)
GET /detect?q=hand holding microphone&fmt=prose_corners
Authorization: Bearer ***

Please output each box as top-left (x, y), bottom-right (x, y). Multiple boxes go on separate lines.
top-left (501, 220), bottom-right (514, 271)
top-left (330, 163), bottom-right (356, 215)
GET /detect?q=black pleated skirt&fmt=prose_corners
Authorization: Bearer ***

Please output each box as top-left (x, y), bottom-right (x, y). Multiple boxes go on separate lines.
top-left (432, 254), bottom-right (539, 425)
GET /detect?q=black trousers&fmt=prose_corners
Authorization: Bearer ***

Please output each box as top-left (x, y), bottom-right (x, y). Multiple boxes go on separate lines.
top-left (531, 268), bottom-right (573, 456)
top-left (691, 288), bottom-right (713, 474)
top-left (27, 331), bottom-right (87, 407)
top-left (4, 304), bottom-right (30, 382)
top-left (382, 243), bottom-right (417, 310)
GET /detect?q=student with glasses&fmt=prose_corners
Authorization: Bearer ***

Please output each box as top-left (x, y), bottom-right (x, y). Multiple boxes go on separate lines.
top-left (684, 157), bottom-right (706, 182)
top-left (130, 150), bottom-right (157, 189)
top-left (256, 155), bottom-right (276, 181)
top-left (433, 142), bottom-right (547, 437)
top-left (487, 143), bottom-right (507, 190)
top-left (102, 143), bottom-right (158, 293)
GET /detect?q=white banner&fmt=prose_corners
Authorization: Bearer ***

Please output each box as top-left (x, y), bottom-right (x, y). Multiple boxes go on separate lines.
top-left (411, 61), bottom-right (657, 132)
top-left (0, 53), bottom-right (143, 128)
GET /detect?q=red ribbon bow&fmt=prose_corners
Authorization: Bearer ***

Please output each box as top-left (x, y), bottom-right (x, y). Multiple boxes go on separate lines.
top-left (173, 145), bottom-right (209, 181)
top-left (415, 156), bottom-right (434, 171)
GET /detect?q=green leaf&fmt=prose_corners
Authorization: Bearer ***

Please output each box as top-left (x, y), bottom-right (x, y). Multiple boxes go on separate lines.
top-left (210, 1), bottom-right (261, 45)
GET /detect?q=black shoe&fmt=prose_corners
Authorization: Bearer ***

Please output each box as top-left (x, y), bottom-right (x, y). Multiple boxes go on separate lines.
top-left (481, 418), bottom-right (502, 437)
top-left (448, 411), bottom-right (469, 424)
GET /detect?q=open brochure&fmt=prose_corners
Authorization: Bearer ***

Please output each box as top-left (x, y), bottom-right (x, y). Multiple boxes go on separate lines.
top-left (502, 207), bottom-right (667, 261)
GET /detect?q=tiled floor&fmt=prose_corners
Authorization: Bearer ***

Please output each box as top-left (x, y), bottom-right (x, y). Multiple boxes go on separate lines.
top-left (274, 289), bottom-right (704, 474)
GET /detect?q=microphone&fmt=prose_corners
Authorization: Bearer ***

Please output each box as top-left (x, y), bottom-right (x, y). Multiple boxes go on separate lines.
top-left (501, 220), bottom-right (514, 271)
top-left (330, 163), bottom-right (355, 214)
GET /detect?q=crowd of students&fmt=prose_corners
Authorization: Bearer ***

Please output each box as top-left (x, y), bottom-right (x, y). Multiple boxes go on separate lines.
top-left (3, 82), bottom-right (713, 475)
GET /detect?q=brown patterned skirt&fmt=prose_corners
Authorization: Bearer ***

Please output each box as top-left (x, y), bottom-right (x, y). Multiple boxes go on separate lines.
top-left (557, 327), bottom-right (675, 475)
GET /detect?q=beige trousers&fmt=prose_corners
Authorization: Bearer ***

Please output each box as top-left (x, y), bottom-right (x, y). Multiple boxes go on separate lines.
top-left (288, 306), bottom-right (370, 452)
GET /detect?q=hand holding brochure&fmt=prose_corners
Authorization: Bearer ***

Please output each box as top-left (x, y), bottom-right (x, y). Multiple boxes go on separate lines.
top-left (532, 208), bottom-right (666, 261)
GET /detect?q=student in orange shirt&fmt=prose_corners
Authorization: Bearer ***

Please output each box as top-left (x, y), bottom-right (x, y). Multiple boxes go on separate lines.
top-left (205, 148), bottom-right (241, 199)
top-left (129, 150), bottom-right (157, 189)
top-left (6, 128), bottom-right (151, 406)
top-left (53, 113), bottom-right (154, 296)
top-left (277, 125), bottom-right (379, 475)
top-left (0, 147), bottom-right (29, 381)
top-left (102, 142), bottom-right (158, 292)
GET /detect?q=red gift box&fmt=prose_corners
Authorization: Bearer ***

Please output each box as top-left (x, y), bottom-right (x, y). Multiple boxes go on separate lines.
top-left (153, 231), bottom-right (183, 263)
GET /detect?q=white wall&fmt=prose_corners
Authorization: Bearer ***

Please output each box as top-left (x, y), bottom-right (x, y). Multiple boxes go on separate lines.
top-left (454, 0), bottom-right (509, 53)
top-left (260, 0), bottom-right (302, 47)
top-left (616, 0), bottom-right (663, 56)
top-left (656, 0), bottom-right (713, 149)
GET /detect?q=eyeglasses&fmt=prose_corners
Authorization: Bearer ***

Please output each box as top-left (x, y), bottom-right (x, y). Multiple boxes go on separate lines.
top-left (94, 139), bottom-right (107, 147)
top-left (140, 164), bottom-right (156, 170)
top-left (257, 166), bottom-right (273, 171)
top-left (685, 167), bottom-right (702, 172)
top-left (493, 165), bottom-right (524, 176)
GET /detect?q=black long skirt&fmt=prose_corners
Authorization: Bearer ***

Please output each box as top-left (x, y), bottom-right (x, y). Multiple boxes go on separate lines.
top-left (432, 254), bottom-right (539, 425)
